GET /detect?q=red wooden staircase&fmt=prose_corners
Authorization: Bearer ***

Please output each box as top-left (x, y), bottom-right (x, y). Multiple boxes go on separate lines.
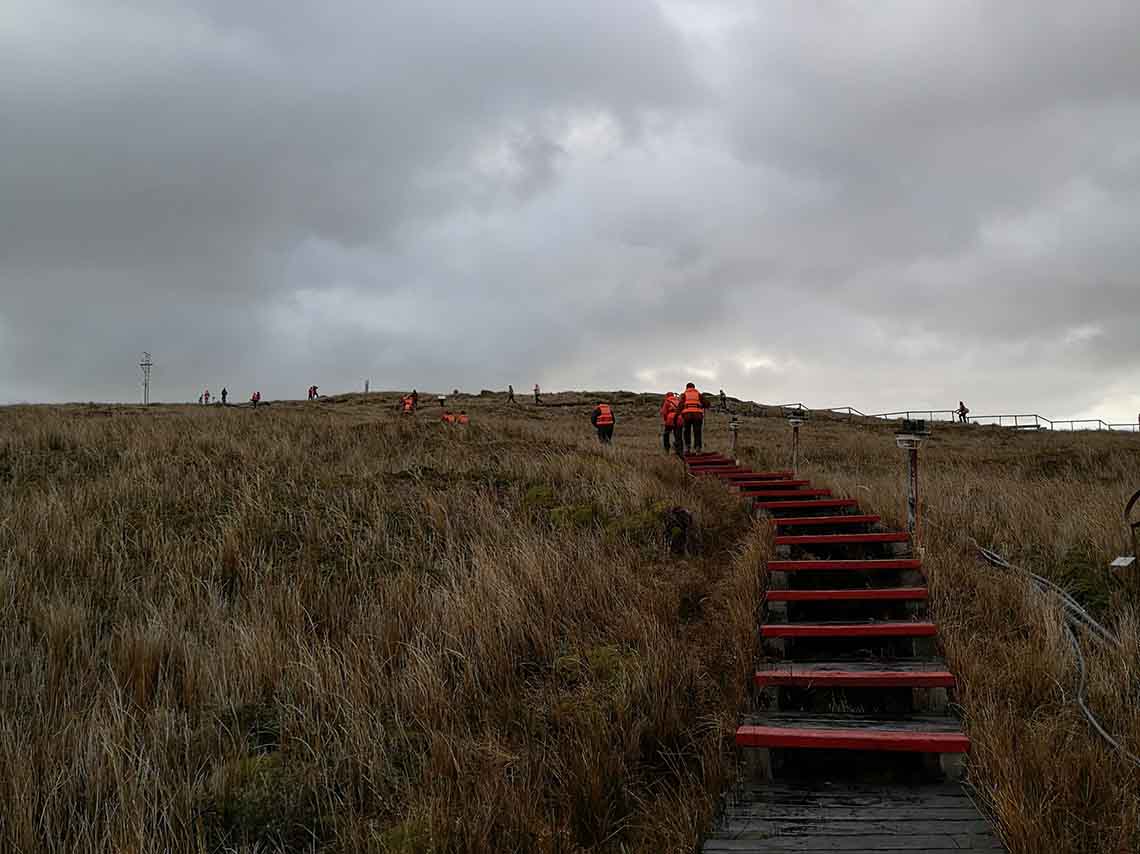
top-left (685, 452), bottom-right (1005, 852)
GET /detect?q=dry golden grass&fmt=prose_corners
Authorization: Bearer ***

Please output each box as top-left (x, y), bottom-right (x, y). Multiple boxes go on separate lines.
top-left (1, 392), bottom-right (1137, 853)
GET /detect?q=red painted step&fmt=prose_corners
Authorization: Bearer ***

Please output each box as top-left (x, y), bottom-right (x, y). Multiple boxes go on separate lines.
top-left (766, 586), bottom-right (927, 603)
top-left (736, 725), bottom-right (969, 754)
top-left (762, 622), bottom-right (936, 639)
top-left (773, 514), bottom-right (881, 528)
top-left (754, 667), bottom-right (955, 690)
top-left (767, 559), bottom-right (922, 572)
top-left (756, 498), bottom-right (859, 512)
top-left (732, 480), bottom-right (811, 490)
top-left (745, 489), bottom-right (832, 500)
top-left (774, 532), bottom-right (910, 546)
top-left (717, 471), bottom-right (794, 481)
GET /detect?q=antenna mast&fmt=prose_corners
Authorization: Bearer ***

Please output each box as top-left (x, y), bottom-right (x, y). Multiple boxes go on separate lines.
top-left (139, 352), bottom-right (153, 405)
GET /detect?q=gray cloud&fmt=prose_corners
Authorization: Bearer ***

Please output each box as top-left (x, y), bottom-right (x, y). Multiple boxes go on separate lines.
top-left (1, 0), bottom-right (1138, 421)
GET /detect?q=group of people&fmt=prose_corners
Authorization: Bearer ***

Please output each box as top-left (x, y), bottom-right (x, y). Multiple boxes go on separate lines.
top-left (198, 388), bottom-right (229, 405)
top-left (440, 411), bottom-right (471, 425)
top-left (307, 385), bottom-right (320, 401)
top-left (589, 383), bottom-right (710, 454)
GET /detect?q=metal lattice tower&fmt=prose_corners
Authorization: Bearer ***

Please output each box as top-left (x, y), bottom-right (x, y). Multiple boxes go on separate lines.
top-left (139, 352), bottom-right (153, 405)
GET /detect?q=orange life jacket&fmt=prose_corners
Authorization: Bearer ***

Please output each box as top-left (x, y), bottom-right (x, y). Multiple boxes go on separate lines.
top-left (457, 414), bottom-right (470, 425)
top-left (442, 413), bottom-right (455, 424)
top-left (595, 403), bottom-right (614, 426)
top-left (681, 387), bottom-right (703, 416)
top-left (402, 396), bottom-right (414, 413)
top-left (660, 394), bottom-right (678, 427)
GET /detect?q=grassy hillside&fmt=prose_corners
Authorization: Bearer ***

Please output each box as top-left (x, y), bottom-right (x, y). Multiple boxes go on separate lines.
top-left (1, 392), bottom-right (1137, 853)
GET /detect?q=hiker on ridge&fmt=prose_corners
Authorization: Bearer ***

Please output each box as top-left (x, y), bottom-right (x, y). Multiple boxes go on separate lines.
top-left (508, 384), bottom-right (515, 404)
top-left (957, 401), bottom-right (970, 424)
top-left (221, 387), bottom-right (228, 405)
top-left (680, 382), bottom-right (708, 453)
top-left (534, 384), bottom-right (542, 405)
top-left (591, 402), bottom-right (615, 444)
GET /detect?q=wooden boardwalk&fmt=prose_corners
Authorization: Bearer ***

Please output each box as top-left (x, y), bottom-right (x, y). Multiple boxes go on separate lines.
top-left (685, 453), bottom-right (1005, 853)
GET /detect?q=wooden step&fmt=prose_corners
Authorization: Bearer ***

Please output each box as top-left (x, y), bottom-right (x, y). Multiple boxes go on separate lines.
top-left (768, 559), bottom-right (922, 573)
top-left (762, 621), bottom-right (936, 639)
top-left (733, 480), bottom-right (811, 490)
top-left (756, 498), bottom-right (859, 512)
top-left (774, 532), bottom-right (910, 546)
top-left (702, 781), bottom-right (1006, 853)
top-left (746, 489), bottom-right (832, 500)
top-left (737, 714), bottom-right (969, 754)
top-left (717, 471), bottom-right (794, 481)
top-left (766, 586), bottom-right (927, 603)
top-left (773, 514), bottom-right (881, 528)
top-left (754, 662), bottom-right (955, 690)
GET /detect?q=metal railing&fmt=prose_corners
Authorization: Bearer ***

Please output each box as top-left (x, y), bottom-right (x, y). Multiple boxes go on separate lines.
top-left (739, 402), bottom-right (1139, 433)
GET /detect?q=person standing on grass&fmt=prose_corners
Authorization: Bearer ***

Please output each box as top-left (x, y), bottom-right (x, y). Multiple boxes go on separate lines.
top-left (672, 401), bottom-right (685, 457)
top-left (204, 389), bottom-right (210, 405)
top-left (680, 382), bottom-right (708, 453)
top-left (457, 411), bottom-right (470, 425)
top-left (221, 387), bottom-right (228, 405)
top-left (508, 384), bottom-right (515, 404)
top-left (719, 388), bottom-right (727, 410)
top-left (591, 402), bottom-right (615, 443)
top-left (660, 392), bottom-right (680, 452)
top-left (534, 384), bottom-right (541, 405)
top-left (957, 401), bottom-right (970, 424)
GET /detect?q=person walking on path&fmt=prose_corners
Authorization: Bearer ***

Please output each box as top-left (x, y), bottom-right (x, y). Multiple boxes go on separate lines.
top-left (221, 387), bottom-right (228, 405)
top-left (719, 388), bottom-right (727, 410)
top-left (534, 384), bottom-right (542, 405)
top-left (680, 382), bottom-right (708, 453)
top-left (660, 392), bottom-right (680, 452)
top-left (508, 384), bottom-right (515, 404)
top-left (591, 402), bottom-right (615, 443)
top-left (957, 401), bottom-right (970, 424)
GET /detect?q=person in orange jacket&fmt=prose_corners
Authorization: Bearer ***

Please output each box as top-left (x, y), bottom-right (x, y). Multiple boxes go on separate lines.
top-left (400, 395), bottom-right (416, 415)
top-left (660, 392), bottom-right (680, 453)
top-left (591, 402), bottom-right (615, 443)
top-left (456, 412), bottom-right (470, 425)
top-left (441, 411), bottom-right (456, 424)
top-left (679, 382), bottom-right (708, 453)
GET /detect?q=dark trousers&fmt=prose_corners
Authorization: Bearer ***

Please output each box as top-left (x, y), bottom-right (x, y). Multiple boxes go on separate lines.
top-left (662, 425), bottom-right (673, 451)
top-left (683, 416), bottom-right (703, 451)
top-left (597, 425), bottom-right (614, 443)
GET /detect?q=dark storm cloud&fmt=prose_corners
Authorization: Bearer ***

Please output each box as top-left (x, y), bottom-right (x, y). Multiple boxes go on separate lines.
top-left (1, 0), bottom-right (1138, 420)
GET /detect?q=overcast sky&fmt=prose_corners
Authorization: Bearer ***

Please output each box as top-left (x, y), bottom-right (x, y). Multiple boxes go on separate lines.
top-left (2, 1), bottom-right (1139, 421)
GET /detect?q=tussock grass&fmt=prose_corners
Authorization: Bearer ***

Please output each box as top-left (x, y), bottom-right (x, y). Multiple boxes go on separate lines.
top-left (0, 396), bottom-right (759, 853)
top-left (2, 394), bottom-right (1137, 852)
